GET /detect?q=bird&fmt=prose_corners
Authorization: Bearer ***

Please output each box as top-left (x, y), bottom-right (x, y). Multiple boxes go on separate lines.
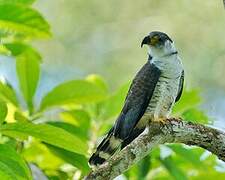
top-left (89, 31), bottom-right (184, 167)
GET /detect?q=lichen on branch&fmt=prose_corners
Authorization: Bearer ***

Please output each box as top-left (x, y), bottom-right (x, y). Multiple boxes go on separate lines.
top-left (85, 118), bottom-right (225, 180)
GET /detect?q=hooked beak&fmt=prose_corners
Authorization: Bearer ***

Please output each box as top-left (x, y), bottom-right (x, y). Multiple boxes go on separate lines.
top-left (141, 35), bottom-right (150, 48)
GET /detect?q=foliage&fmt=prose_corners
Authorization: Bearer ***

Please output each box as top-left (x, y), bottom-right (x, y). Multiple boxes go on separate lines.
top-left (0, 1), bottom-right (223, 180)
top-left (40, 80), bottom-right (107, 111)
top-left (0, 144), bottom-right (32, 179)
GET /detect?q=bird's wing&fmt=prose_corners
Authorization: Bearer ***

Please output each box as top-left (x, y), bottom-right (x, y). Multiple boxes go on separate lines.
top-left (113, 62), bottom-right (161, 140)
top-left (175, 70), bottom-right (184, 102)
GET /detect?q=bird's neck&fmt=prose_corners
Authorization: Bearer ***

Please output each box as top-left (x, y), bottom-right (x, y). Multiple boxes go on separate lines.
top-left (150, 53), bottom-right (183, 78)
top-left (149, 51), bottom-right (178, 64)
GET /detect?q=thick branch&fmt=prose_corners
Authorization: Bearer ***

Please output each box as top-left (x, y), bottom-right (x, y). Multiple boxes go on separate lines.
top-left (85, 118), bottom-right (225, 180)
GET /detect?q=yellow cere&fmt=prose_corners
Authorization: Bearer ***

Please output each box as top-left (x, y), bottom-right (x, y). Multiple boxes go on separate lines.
top-left (151, 36), bottom-right (159, 45)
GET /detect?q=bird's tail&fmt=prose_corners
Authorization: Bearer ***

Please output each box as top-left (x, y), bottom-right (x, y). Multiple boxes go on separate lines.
top-left (89, 128), bottom-right (122, 166)
top-left (89, 127), bottom-right (145, 166)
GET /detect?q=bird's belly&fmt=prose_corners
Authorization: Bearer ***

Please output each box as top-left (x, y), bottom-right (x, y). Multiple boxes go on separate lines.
top-left (145, 76), bottom-right (180, 118)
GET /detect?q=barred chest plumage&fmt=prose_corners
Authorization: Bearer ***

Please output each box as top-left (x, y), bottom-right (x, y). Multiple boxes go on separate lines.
top-left (145, 54), bottom-right (183, 119)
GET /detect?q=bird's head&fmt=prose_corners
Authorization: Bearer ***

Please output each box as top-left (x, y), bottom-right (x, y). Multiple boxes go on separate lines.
top-left (141, 31), bottom-right (177, 58)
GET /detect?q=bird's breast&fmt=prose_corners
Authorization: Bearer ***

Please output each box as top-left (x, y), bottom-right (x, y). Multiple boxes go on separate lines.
top-left (145, 70), bottom-right (181, 118)
top-left (152, 56), bottom-right (183, 79)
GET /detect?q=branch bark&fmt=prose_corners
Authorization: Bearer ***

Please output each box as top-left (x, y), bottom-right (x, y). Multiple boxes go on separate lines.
top-left (85, 118), bottom-right (225, 180)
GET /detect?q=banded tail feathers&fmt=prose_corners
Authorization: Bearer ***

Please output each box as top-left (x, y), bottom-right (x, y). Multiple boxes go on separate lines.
top-left (89, 127), bottom-right (145, 166)
top-left (89, 129), bottom-right (122, 166)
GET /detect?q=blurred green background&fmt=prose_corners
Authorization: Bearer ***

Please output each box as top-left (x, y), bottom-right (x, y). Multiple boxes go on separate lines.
top-left (34, 0), bottom-right (225, 128)
top-left (35, 0), bottom-right (225, 88)
top-left (0, 0), bottom-right (225, 179)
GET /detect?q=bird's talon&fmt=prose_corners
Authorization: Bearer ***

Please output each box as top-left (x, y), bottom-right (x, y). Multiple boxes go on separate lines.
top-left (154, 117), bottom-right (167, 125)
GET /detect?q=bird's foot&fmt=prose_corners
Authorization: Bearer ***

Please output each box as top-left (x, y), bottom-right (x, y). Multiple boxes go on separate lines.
top-left (154, 117), bottom-right (174, 133)
top-left (153, 117), bottom-right (167, 125)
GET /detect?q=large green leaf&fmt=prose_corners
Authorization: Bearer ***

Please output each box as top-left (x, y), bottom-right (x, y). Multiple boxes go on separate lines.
top-left (47, 121), bottom-right (88, 140)
top-left (0, 0), bottom-right (35, 5)
top-left (0, 144), bottom-right (32, 180)
top-left (16, 50), bottom-right (40, 113)
top-left (167, 144), bottom-right (204, 168)
top-left (99, 82), bottom-right (130, 120)
top-left (0, 4), bottom-right (51, 39)
top-left (60, 109), bottom-right (91, 137)
top-left (0, 122), bottom-right (87, 155)
top-left (86, 74), bottom-right (108, 93)
top-left (59, 110), bottom-right (91, 141)
top-left (0, 81), bottom-right (18, 106)
top-left (173, 89), bottom-right (201, 114)
top-left (0, 161), bottom-right (17, 180)
top-left (22, 141), bottom-right (64, 171)
top-left (160, 157), bottom-right (188, 180)
top-left (192, 171), bottom-right (225, 180)
top-left (4, 43), bottom-right (41, 61)
top-left (0, 100), bottom-right (7, 124)
top-left (40, 80), bottom-right (107, 111)
top-left (182, 108), bottom-right (209, 124)
top-left (46, 144), bottom-right (90, 174)
top-left (137, 155), bottom-right (151, 179)
top-left (14, 111), bottom-right (29, 122)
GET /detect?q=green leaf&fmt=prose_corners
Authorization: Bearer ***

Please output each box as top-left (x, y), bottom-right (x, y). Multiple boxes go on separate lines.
top-left (40, 80), bottom-right (107, 111)
top-left (124, 164), bottom-right (139, 180)
top-left (0, 161), bottom-right (17, 180)
top-left (4, 43), bottom-right (41, 61)
top-left (192, 171), bottom-right (225, 180)
top-left (86, 74), bottom-right (108, 93)
top-left (60, 109), bottom-right (90, 131)
top-left (173, 89), bottom-right (201, 114)
top-left (137, 155), bottom-right (151, 179)
top-left (22, 141), bottom-right (63, 170)
top-left (0, 4), bottom-right (51, 40)
top-left (0, 0), bottom-right (35, 5)
top-left (0, 81), bottom-right (18, 106)
top-left (182, 108), bottom-right (209, 124)
top-left (160, 157), bottom-right (188, 180)
top-left (0, 122), bottom-right (87, 155)
top-left (99, 82), bottom-right (130, 120)
top-left (14, 111), bottom-right (28, 122)
top-left (16, 50), bottom-right (40, 113)
top-left (0, 144), bottom-right (32, 180)
top-left (167, 144), bottom-right (204, 168)
top-left (47, 121), bottom-right (88, 140)
top-left (0, 44), bottom-right (11, 55)
top-left (0, 100), bottom-right (7, 124)
top-left (45, 144), bottom-right (90, 174)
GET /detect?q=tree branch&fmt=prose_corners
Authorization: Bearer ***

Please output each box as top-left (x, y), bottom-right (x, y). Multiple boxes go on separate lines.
top-left (85, 118), bottom-right (225, 180)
